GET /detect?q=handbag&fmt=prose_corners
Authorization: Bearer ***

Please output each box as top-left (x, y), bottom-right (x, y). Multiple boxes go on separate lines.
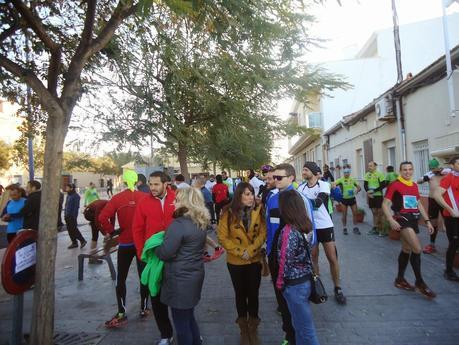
top-left (302, 235), bottom-right (327, 304)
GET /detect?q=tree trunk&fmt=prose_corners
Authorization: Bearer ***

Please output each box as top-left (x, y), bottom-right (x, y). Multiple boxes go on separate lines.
top-left (30, 111), bottom-right (67, 345)
top-left (212, 162), bottom-right (216, 175)
top-left (177, 141), bottom-right (189, 181)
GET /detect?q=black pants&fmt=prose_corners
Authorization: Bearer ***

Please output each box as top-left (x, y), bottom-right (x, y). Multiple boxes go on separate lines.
top-left (445, 217), bottom-right (459, 272)
top-left (90, 221), bottom-right (101, 241)
top-left (227, 262), bottom-right (262, 318)
top-left (268, 252), bottom-right (296, 344)
top-left (151, 293), bottom-right (173, 339)
top-left (205, 202), bottom-right (216, 223)
top-left (215, 202), bottom-right (227, 224)
top-left (65, 216), bottom-right (85, 243)
top-left (116, 246), bottom-right (150, 314)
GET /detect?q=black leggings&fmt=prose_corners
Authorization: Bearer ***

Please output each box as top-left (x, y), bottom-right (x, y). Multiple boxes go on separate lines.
top-left (445, 217), bottom-right (459, 272)
top-left (116, 246), bottom-right (149, 314)
top-left (90, 221), bottom-right (101, 242)
top-left (227, 262), bottom-right (262, 319)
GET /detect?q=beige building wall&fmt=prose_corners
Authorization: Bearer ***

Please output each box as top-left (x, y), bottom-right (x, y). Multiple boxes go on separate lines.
top-left (327, 112), bottom-right (398, 179)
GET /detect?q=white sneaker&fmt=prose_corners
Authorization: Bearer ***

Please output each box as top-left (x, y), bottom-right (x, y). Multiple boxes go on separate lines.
top-left (157, 338), bottom-right (173, 345)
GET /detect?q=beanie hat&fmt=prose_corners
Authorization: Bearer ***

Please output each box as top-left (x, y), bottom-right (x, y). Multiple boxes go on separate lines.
top-left (428, 158), bottom-right (440, 169)
top-left (123, 169), bottom-right (138, 191)
top-left (303, 161), bottom-right (321, 175)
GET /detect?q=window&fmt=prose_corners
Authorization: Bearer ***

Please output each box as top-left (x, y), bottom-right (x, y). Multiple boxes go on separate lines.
top-left (412, 140), bottom-right (429, 195)
top-left (308, 112), bottom-right (323, 129)
top-left (388, 147), bottom-right (396, 167)
top-left (342, 159), bottom-right (349, 168)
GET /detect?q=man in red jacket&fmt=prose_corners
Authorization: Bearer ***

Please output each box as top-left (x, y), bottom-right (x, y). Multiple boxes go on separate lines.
top-left (98, 170), bottom-right (149, 328)
top-left (132, 171), bottom-right (175, 345)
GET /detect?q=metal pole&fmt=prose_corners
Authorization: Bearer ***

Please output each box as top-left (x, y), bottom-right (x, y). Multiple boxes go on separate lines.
top-left (391, 0), bottom-right (407, 161)
top-left (10, 294), bottom-right (24, 345)
top-left (441, 0), bottom-right (457, 118)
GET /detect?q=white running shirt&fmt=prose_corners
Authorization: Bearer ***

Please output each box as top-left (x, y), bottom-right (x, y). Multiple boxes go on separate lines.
top-left (298, 180), bottom-right (334, 229)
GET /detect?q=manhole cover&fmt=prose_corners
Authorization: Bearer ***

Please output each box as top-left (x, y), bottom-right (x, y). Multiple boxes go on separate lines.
top-left (53, 332), bottom-right (104, 345)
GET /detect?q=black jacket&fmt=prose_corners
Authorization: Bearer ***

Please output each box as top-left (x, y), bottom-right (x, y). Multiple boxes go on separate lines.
top-left (11, 190), bottom-right (41, 231)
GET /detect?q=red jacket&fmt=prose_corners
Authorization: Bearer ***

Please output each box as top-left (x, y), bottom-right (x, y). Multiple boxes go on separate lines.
top-left (132, 190), bottom-right (176, 258)
top-left (98, 189), bottom-right (147, 245)
top-left (212, 183), bottom-right (229, 204)
top-left (84, 199), bottom-right (113, 232)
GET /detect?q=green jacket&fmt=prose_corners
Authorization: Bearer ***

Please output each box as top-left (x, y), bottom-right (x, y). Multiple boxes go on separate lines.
top-left (141, 231), bottom-right (165, 297)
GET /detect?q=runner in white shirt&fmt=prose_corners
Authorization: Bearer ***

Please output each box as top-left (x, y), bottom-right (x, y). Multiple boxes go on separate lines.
top-left (298, 161), bottom-right (346, 305)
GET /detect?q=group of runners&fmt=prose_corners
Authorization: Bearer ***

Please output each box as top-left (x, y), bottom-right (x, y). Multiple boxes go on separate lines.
top-left (1, 157), bottom-right (459, 345)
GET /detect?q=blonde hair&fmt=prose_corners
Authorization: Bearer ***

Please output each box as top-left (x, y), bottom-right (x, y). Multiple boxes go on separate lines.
top-left (175, 187), bottom-right (210, 230)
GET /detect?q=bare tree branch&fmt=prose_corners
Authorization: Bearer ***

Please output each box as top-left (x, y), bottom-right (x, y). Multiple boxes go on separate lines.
top-left (0, 54), bottom-right (63, 117)
top-left (11, 0), bottom-right (60, 52)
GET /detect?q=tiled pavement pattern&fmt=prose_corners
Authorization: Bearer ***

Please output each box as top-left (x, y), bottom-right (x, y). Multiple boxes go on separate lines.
top-left (1, 193), bottom-right (458, 345)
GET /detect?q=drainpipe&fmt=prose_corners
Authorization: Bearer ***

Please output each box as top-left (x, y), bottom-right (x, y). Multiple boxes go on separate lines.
top-left (391, 0), bottom-right (407, 162)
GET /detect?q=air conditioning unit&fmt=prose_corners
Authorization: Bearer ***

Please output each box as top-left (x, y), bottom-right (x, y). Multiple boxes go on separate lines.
top-left (375, 96), bottom-right (395, 121)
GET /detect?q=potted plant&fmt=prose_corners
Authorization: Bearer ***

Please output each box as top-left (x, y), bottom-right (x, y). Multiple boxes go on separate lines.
top-left (335, 203), bottom-right (345, 213)
top-left (354, 208), bottom-right (365, 223)
top-left (386, 220), bottom-right (400, 241)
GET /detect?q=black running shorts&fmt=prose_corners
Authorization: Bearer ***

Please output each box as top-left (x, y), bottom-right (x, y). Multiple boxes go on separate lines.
top-left (316, 227), bottom-right (335, 243)
top-left (341, 198), bottom-right (356, 206)
top-left (368, 195), bottom-right (383, 209)
top-left (394, 213), bottom-right (420, 234)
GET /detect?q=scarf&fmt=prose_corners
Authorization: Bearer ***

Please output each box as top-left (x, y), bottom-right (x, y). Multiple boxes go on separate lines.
top-left (397, 176), bottom-right (413, 186)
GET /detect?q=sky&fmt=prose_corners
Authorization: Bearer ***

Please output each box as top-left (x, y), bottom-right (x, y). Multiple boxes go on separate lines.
top-left (271, 0), bottom-right (459, 162)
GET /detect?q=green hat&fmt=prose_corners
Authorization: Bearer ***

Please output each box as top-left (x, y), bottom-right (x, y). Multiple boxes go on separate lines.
top-left (428, 158), bottom-right (440, 169)
top-left (123, 169), bottom-right (138, 191)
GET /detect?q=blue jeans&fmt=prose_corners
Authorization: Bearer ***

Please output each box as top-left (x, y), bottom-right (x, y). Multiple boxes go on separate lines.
top-left (282, 280), bottom-right (320, 345)
top-left (171, 308), bottom-right (201, 345)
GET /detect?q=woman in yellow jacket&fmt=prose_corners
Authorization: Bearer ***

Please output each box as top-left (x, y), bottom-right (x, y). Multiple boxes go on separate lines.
top-left (217, 182), bottom-right (267, 345)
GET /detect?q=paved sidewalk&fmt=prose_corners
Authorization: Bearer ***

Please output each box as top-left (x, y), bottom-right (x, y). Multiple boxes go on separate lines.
top-left (1, 199), bottom-right (458, 344)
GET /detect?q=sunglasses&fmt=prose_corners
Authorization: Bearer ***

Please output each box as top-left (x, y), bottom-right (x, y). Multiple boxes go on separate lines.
top-left (273, 175), bottom-right (289, 181)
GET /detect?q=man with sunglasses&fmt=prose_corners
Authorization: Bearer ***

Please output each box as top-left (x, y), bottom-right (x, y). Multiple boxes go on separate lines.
top-left (266, 163), bottom-right (315, 345)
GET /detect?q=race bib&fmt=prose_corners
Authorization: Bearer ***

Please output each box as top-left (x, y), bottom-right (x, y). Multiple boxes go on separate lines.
top-left (270, 217), bottom-right (280, 224)
top-left (403, 195), bottom-right (418, 209)
top-left (347, 189), bottom-right (354, 197)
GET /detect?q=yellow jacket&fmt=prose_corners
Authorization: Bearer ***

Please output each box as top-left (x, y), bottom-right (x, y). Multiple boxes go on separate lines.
top-left (217, 206), bottom-right (267, 265)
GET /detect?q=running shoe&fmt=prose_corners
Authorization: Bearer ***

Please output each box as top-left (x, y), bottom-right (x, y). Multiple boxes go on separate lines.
top-left (415, 282), bottom-right (436, 299)
top-left (139, 308), bottom-right (150, 319)
top-left (353, 227), bottom-right (361, 235)
top-left (367, 227), bottom-right (378, 235)
top-left (334, 287), bottom-right (347, 305)
top-left (343, 228), bottom-right (348, 235)
top-left (67, 242), bottom-right (78, 249)
top-left (280, 341), bottom-right (289, 345)
top-left (157, 338), bottom-right (173, 345)
top-left (422, 244), bottom-right (436, 254)
top-left (378, 232), bottom-right (387, 237)
top-left (80, 240), bottom-right (87, 248)
top-left (444, 270), bottom-right (459, 282)
top-left (88, 258), bottom-right (103, 264)
top-left (394, 277), bottom-right (415, 291)
top-left (105, 313), bottom-right (128, 328)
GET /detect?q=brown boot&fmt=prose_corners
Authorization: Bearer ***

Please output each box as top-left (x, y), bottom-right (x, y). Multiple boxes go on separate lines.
top-left (236, 317), bottom-right (250, 345)
top-left (248, 317), bottom-right (261, 345)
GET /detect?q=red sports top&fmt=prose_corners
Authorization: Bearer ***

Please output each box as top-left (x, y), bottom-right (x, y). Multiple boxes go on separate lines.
top-left (385, 180), bottom-right (420, 214)
top-left (439, 173), bottom-right (459, 217)
top-left (132, 190), bottom-right (176, 258)
top-left (98, 189), bottom-right (147, 245)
